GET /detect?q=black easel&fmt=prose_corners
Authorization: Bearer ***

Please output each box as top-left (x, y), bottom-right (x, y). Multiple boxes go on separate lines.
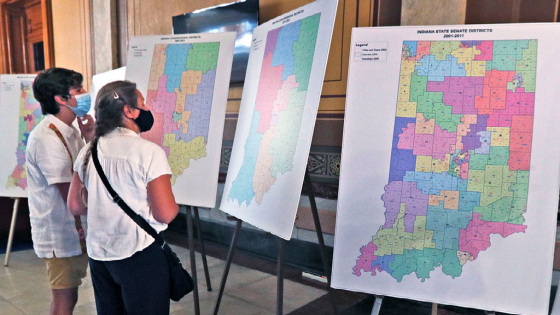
top-left (212, 170), bottom-right (338, 315)
top-left (185, 205), bottom-right (213, 315)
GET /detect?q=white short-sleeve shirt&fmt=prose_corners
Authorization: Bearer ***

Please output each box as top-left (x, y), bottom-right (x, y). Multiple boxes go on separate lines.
top-left (26, 114), bottom-right (86, 258)
top-left (74, 127), bottom-right (172, 261)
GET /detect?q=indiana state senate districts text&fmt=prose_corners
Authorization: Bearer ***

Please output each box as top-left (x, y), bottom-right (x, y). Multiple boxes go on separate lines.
top-left (417, 28), bottom-right (493, 39)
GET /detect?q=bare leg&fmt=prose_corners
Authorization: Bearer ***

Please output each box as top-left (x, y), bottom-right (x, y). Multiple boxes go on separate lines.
top-left (51, 288), bottom-right (78, 315)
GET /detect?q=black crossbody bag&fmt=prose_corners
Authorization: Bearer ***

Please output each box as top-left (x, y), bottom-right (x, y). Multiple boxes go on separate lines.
top-left (91, 142), bottom-right (194, 301)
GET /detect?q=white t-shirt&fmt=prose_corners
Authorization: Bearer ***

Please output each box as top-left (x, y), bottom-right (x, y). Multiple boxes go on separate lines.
top-left (74, 127), bottom-right (172, 261)
top-left (26, 114), bottom-right (86, 258)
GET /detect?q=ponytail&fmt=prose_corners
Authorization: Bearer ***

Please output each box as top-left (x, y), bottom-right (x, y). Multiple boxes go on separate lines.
top-left (82, 81), bottom-right (138, 176)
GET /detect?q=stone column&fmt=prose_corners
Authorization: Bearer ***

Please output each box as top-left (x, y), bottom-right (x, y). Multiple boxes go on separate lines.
top-left (91, 0), bottom-right (118, 75)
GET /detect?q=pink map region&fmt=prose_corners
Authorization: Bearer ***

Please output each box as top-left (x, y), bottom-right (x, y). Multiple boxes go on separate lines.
top-left (255, 53), bottom-right (284, 133)
top-left (143, 75), bottom-right (178, 152)
top-left (144, 74), bottom-right (180, 150)
top-left (474, 41), bottom-right (493, 61)
top-left (398, 123), bottom-right (457, 160)
top-left (353, 242), bottom-right (380, 276)
top-left (427, 77), bottom-right (484, 115)
top-left (459, 213), bottom-right (526, 259)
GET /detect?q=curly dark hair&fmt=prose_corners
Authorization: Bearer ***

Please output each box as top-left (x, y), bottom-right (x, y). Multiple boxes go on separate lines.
top-left (32, 68), bottom-right (83, 115)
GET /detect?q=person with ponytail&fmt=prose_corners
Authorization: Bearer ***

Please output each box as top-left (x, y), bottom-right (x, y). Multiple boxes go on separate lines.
top-left (67, 81), bottom-right (179, 314)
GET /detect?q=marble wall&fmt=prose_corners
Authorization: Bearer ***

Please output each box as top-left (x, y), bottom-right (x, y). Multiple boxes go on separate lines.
top-left (92, 0), bottom-right (118, 75)
top-left (401, 0), bottom-right (467, 26)
top-left (51, 0), bottom-right (92, 88)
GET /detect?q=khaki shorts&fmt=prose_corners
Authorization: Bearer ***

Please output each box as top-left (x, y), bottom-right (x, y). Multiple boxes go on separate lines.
top-left (44, 252), bottom-right (89, 290)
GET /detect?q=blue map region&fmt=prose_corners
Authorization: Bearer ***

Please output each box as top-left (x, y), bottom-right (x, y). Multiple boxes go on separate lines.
top-left (416, 55), bottom-right (465, 81)
top-left (403, 41), bottom-right (417, 57)
top-left (461, 40), bottom-right (482, 48)
top-left (376, 255), bottom-right (395, 273)
top-left (172, 69), bottom-right (216, 143)
top-left (450, 56), bottom-right (466, 76)
top-left (402, 170), bottom-right (469, 195)
top-left (427, 55), bottom-right (452, 82)
top-left (389, 117), bottom-right (416, 182)
top-left (22, 106), bottom-right (42, 147)
top-left (271, 20), bottom-right (300, 81)
top-left (228, 111), bottom-right (263, 205)
top-left (164, 44), bottom-right (193, 93)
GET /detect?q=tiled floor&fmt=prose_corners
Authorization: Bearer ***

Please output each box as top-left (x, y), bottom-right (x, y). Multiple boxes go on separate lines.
top-left (0, 245), bottom-right (327, 315)
top-left (3, 226), bottom-right (560, 315)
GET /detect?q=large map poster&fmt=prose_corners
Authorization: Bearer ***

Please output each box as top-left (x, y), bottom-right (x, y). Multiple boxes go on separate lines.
top-left (220, 0), bottom-right (338, 240)
top-left (0, 74), bottom-right (40, 198)
top-left (126, 33), bottom-right (236, 207)
top-left (332, 25), bottom-right (560, 315)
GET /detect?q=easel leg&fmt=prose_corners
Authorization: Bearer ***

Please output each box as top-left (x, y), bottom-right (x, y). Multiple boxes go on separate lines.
top-left (4, 198), bottom-right (20, 267)
top-left (551, 284), bottom-right (560, 315)
top-left (304, 170), bottom-right (338, 314)
top-left (213, 218), bottom-right (242, 315)
top-left (370, 295), bottom-right (384, 315)
top-left (186, 208), bottom-right (200, 315)
top-left (193, 206), bottom-right (212, 291)
top-left (277, 238), bottom-right (286, 315)
top-left (432, 303), bottom-right (438, 315)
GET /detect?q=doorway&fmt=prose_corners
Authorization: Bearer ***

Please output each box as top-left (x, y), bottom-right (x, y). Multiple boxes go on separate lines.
top-left (0, 0), bottom-right (54, 74)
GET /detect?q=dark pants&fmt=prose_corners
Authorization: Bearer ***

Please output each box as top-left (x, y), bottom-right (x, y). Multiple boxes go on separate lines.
top-left (89, 241), bottom-right (170, 315)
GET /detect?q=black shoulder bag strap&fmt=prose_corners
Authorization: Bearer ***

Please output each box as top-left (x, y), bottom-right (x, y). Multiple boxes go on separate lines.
top-left (91, 142), bottom-right (166, 248)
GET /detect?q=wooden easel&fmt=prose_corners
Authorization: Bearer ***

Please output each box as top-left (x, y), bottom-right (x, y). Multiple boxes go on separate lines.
top-left (4, 198), bottom-right (20, 267)
top-left (184, 205), bottom-right (213, 315)
top-left (212, 170), bottom-right (338, 315)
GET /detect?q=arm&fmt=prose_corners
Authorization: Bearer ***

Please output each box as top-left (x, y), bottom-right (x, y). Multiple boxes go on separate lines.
top-left (55, 182), bottom-right (70, 206)
top-left (67, 172), bottom-right (88, 216)
top-left (77, 114), bottom-right (95, 143)
top-left (147, 174), bottom-right (178, 224)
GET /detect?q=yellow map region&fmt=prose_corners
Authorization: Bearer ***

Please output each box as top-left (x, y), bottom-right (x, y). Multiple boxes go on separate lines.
top-left (373, 202), bottom-right (436, 256)
top-left (163, 134), bottom-right (207, 184)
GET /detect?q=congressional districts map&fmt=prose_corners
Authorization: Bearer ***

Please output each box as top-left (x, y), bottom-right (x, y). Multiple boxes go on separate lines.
top-left (7, 81), bottom-right (42, 190)
top-left (228, 14), bottom-right (320, 206)
top-left (353, 40), bottom-right (536, 282)
top-left (142, 43), bottom-right (219, 184)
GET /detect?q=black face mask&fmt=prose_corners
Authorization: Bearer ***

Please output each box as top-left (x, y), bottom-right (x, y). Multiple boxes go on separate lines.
top-left (134, 108), bottom-right (154, 132)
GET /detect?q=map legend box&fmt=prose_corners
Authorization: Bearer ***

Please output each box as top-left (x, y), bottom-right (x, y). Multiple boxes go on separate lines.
top-left (354, 42), bottom-right (387, 62)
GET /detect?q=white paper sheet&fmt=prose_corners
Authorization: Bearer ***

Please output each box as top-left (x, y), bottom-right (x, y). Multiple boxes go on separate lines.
top-left (219, 0), bottom-right (339, 240)
top-left (331, 24), bottom-right (560, 315)
top-left (125, 33), bottom-right (236, 208)
top-left (0, 74), bottom-right (39, 198)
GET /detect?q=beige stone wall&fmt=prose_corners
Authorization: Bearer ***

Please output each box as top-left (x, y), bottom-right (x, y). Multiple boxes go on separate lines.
top-left (92, 0), bottom-right (118, 75)
top-left (51, 0), bottom-right (92, 88)
top-left (401, 0), bottom-right (467, 26)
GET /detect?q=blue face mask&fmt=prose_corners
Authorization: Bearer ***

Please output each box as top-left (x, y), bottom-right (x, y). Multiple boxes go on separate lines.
top-left (68, 93), bottom-right (91, 117)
